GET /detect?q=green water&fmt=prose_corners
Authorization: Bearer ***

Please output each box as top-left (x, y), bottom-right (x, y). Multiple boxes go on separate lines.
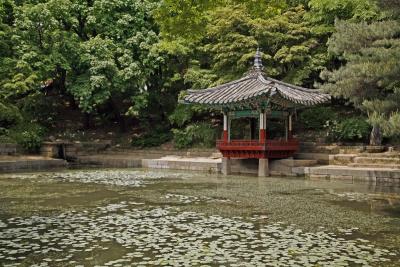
top-left (0, 169), bottom-right (399, 266)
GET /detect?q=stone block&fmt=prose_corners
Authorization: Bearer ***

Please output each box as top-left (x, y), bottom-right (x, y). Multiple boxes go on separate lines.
top-left (294, 153), bottom-right (330, 164)
top-left (365, 146), bottom-right (385, 153)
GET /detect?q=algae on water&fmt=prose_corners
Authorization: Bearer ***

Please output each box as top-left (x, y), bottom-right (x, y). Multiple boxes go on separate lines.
top-left (0, 169), bottom-right (399, 266)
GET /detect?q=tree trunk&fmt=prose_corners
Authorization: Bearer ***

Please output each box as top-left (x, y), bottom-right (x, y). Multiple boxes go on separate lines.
top-left (370, 125), bottom-right (382, 146)
top-left (109, 99), bottom-right (127, 132)
top-left (83, 113), bottom-right (93, 129)
top-left (118, 115), bottom-right (127, 132)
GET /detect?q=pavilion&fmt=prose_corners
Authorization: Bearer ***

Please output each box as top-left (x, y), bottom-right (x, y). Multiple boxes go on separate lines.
top-left (183, 49), bottom-right (330, 176)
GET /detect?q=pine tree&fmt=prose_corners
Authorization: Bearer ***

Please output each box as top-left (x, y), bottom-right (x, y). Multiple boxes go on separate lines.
top-left (320, 3), bottom-right (400, 144)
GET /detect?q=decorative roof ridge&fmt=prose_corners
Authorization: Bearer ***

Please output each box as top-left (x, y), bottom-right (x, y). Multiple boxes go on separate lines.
top-left (262, 75), bottom-right (327, 94)
top-left (255, 71), bottom-right (330, 105)
top-left (182, 49), bottom-right (331, 107)
top-left (253, 47), bottom-right (263, 70)
top-left (186, 74), bottom-right (257, 94)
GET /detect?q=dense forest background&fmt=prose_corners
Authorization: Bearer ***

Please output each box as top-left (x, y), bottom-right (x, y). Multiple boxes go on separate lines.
top-left (0, 0), bottom-right (399, 151)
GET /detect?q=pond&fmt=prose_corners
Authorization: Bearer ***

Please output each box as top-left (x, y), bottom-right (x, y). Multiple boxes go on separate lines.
top-left (0, 169), bottom-right (399, 266)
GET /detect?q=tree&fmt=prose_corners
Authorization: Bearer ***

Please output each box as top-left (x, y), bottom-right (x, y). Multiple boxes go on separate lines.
top-left (1, 0), bottom-right (162, 130)
top-left (320, 18), bottom-right (400, 144)
top-left (184, 4), bottom-right (331, 88)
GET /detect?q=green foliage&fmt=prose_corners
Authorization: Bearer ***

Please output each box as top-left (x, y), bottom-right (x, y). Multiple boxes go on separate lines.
top-left (69, 0), bottom-right (161, 115)
top-left (368, 111), bottom-right (400, 138)
top-left (17, 93), bottom-right (59, 127)
top-left (307, 0), bottom-right (378, 25)
top-left (131, 126), bottom-right (172, 148)
top-left (0, 102), bottom-right (22, 128)
top-left (156, 0), bottom-right (378, 92)
top-left (154, 0), bottom-right (217, 42)
top-left (10, 123), bottom-right (44, 153)
top-left (171, 129), bottom-right (192, 149)
top-left (326, 118), bottom-right (371, 142)
top-left (168, 104), bottom-right (194, 127)
top-left (299, 106), bottom-right (336, 130)
top-left (1, 0), bottom-right (398, 146)
top-left (1, 0), bottom-right (161, 119)
top-left (172, 122), bottom-right (217, 149)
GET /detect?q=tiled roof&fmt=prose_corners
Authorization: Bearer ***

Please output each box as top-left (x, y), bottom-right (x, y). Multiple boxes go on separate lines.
top-left (183, 50), bottom-right (330, 108)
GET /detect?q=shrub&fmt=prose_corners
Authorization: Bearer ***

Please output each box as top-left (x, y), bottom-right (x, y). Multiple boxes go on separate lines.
top-left (18, 94), bottom-right (59, 127)
top-left (172, 129), bottom-right (193, 149)
top-left (326, 117), bottom-right (371, 142)
top-left (10, 123), bottom-right (44, 153)
top-left (299, 106), bottom-right (336, 130)
top-left (0, 102), bottom-right (22, 128)
top-left (168, 104), bottom-right (194, 127)
top-left (172, 122), bottom-right (217, 149)
top-left (131, 126), bottom-right (172, 148)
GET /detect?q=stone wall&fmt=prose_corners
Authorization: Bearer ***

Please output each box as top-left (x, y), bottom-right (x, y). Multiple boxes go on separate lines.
top-left (305, 166), bottom-right (400, 185)
top-left (0, 158), bottom-right (67, 173)
top-left (0, 143), bottom-right (18, 155)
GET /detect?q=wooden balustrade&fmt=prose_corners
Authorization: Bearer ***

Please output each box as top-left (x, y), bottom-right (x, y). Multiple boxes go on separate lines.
top-left (216, 138), bottom-right (299, 159)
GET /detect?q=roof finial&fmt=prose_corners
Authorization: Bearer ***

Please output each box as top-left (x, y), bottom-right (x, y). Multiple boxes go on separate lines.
top-left (254, 47), bottom-right (263, 70)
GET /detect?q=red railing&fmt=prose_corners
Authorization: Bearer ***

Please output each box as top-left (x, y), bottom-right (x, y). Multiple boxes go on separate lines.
top-left (217, 140), bottom-right (260, 146)
top-left (216, 138), bottom-right (300, 159)
top-left (216, 139), bottom-right (299, 147)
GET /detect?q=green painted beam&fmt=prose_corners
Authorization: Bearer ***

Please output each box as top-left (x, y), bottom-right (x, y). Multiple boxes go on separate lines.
top-left (228, 110), bottom-right (289, 119)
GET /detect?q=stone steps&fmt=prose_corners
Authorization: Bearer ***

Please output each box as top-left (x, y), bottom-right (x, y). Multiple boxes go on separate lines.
top-left (299, 143), bottom-right (340, 154)
top-left (358, 152), bottom-right (400, 158)
top-left (349, 163), bottom-right (400, 169)
top-left (329, 154), bottom-right (358, 165)
top-left (353, 156), bottom-right (400, 165)
top-left (306, 165), bottom-right (400, 184)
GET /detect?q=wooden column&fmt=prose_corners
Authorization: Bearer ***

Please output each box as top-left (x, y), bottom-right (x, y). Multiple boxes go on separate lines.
top-left (288, 114), bottom-right (293, 139)
top-left (223, 113), bottom-right (229, 142)
top-left (228, 116), bottom-right (231, 142)
top-left (259, 111), bottom-right (267, 144)
top-left (285, 116), bottom-right (288, 141)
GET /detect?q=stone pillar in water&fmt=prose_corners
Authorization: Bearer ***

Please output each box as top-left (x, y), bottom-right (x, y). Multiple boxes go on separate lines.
top-left (222, 158), bottom-right (231, 175)
top-left (258, 158), bottom-right (269, 177)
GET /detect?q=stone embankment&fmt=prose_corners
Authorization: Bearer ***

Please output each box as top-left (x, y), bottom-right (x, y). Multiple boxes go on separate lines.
top-left (2, 141), bottom-right (400, 185)
top-left (0, 143), bottom-right (67, 173)
top-left (295, 143), bottom-right (400, 185)
top-left (77, 148), bottom-right (221, 171)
